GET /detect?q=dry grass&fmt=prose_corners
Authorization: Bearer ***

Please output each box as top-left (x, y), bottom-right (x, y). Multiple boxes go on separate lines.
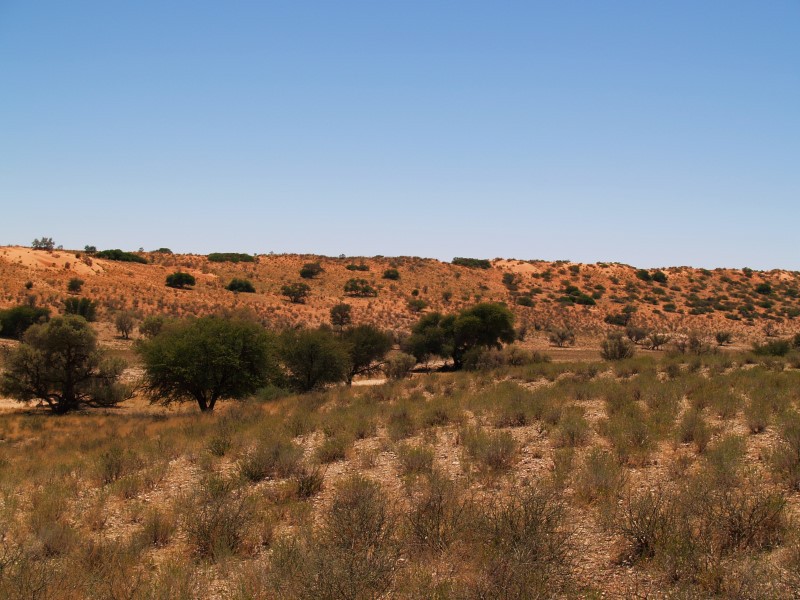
top-left (2, 339), bottom-right (800, 596)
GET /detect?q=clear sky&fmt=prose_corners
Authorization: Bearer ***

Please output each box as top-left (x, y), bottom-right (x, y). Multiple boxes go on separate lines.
top-left (1, 1), bottom-right (798, 269)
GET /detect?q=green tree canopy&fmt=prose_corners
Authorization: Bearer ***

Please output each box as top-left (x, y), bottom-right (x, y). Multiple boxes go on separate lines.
top-left (138, 316), bottom-right (280, 412)
top-left (0, 315), bottom-right (129, 414)
top-left (282, 282), bottom-right (311, 303)
top-left (279, 328), bottom-right (350, 392)
top-left (405, 303), bottom-right (515, 369)
top-left (166, 272), bottom-right (196, 289)
top-left (226, 278), bottom-right (256, 293)
top-left (330, 303), bottom-right (352, 330)
top-left (340, 325), bottom-right (393, 384)
top-left (0, 305), bottom-right (50, 339)
top-left (300, 262), bottom-right (324, 279)
top-left (344, 278), bottom-right (377, 297)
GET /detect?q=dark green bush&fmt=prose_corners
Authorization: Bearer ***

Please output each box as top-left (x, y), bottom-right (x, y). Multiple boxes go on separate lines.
top-left (0, 305), bottom-right (50, 339)
top-left (344, 278), bottom-right (377, 297)
top-left (452, 257), bottom-right (491, 269)
top-left (281, 282), bottom-right (310, 303)
top-left (382, 268), bottom-right (400, 280)
top-left (95, 249), bottom-right (148, 264)
top-left (345, 263), bottom-right (369, 271)
top-left (226, 278), bottom-right (255, 293)
top-left (207, 252), bottom-right (255, 263)
top-left (300, 262), bottom-right (324, 279)
top-left (64, 297), bottom-right (97, 321)
top-left (166, 272), bottom-right (196, 289)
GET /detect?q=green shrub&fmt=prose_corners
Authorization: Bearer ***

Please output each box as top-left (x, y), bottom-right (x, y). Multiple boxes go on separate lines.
top-left (281, 282), bottom-right (310, 303)
top-left (226, 278), bottom-right (255, 293)
top-left (207, 252), bottom-right (255, 263)
top-left (299, 262), bottom-right (323, 279)
top-left (344, 278), bottom-right (377, 297)
top-left (452, 257), bottom-right (491, 269)
top-left (346, 263), bottom-right (369, 271)
top-left (752, 339), bottom-right (791, 356)
top-left (0, 305), bottom-right (50, 339)
top-left (64, 297), bottom-right (97, 321)
top-left (95, 249), bottom-right (148, 263)
top-left (67, 277), bottom-right (84, 293)
top-left (165, 272), bottom-right (195, 289)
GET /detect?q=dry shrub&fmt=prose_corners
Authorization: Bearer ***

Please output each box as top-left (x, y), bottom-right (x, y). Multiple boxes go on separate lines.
top-left (397, 443), bottom-right (435, 477)
top-left (576, 448), bottom-right (626, 507)
top-left (459, 426), bottom-right (518, 474)
top-left (263, 475), bottom-right (400, 599)
top-left (405, 471), bottom-right (470, 553)
top-left (554, 404), bottom-right (590, 447)
top-left (469, 485), bottom-right (573, 598)
top-left (239, 436), bottom-right (303, 482)
top-left (182, 476), bottom-right (256, 562)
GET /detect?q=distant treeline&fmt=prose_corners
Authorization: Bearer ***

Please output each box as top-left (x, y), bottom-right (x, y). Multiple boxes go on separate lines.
top-left (452, 257), bottom-right (492, 269)
top-left (208, 253), bottom-right (256, 263)
top-left (95, 249), bottom-right (148, 264)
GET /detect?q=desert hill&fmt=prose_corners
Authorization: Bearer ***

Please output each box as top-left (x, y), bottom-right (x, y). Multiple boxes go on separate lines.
top-left (1, 245), bottom-right (798, 341)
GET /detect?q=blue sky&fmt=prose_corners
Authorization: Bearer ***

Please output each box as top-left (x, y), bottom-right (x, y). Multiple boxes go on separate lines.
top-left (1, 1), bottom-right (798, 269)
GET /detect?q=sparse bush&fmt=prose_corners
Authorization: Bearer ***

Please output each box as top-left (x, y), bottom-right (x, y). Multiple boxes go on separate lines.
top-left (384, 352), bottom-right (416, 380)
top-left (329, 303), bottom-right (352, 330)
top-left (405, 471), bottom-right (469, 552)
top-left (600, 333), bottom-right (635, 360)
top-left (715, 331), bottom-right (733, 346)
top-left (677, 409), bottom-right (711, 453)
top-left (239, 437), bottom-right (302, 482)
top-left (184, 477), bottom-right (254, 561)
top-left (460, 426), bottom-right (517, 474)
top-left (548, 328), bottom-right (575, 347)
top-left (114, 311), bottom-right (135, 339)
top-left (382, 268), bottom-right (400, 280)
top-left (397, 444), bottom-right (434, 477)
top-left (139, 314), bottom-right (170, 339)
top-left (576, 448), bottom-right (626, 505)
top-left (344, 278), bottom-right (377, 297)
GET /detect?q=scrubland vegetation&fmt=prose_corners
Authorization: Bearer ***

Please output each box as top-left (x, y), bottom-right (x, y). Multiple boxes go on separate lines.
top-left (3, 327), bottom-right (800, 596)
top-left (4, 245), bottom-right (800, 597)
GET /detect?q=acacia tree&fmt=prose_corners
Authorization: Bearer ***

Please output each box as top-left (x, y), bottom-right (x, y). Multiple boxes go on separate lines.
top-left (330, 303), bottom-right (352, 331)
top-left (340, 325), bottom-right (392, 384)
top-left (405, 303), bottom-right (515, 369)
top-left (138, 316), bottom-right (280, 412)
top-left (279, 328), bottom-right (350, 392)
top-left (282, 283), bottom-right (311, 304)
top-left (114, 311), bottom-right (136, 339)
top-left (0, 315), bottom-right (129, 414)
